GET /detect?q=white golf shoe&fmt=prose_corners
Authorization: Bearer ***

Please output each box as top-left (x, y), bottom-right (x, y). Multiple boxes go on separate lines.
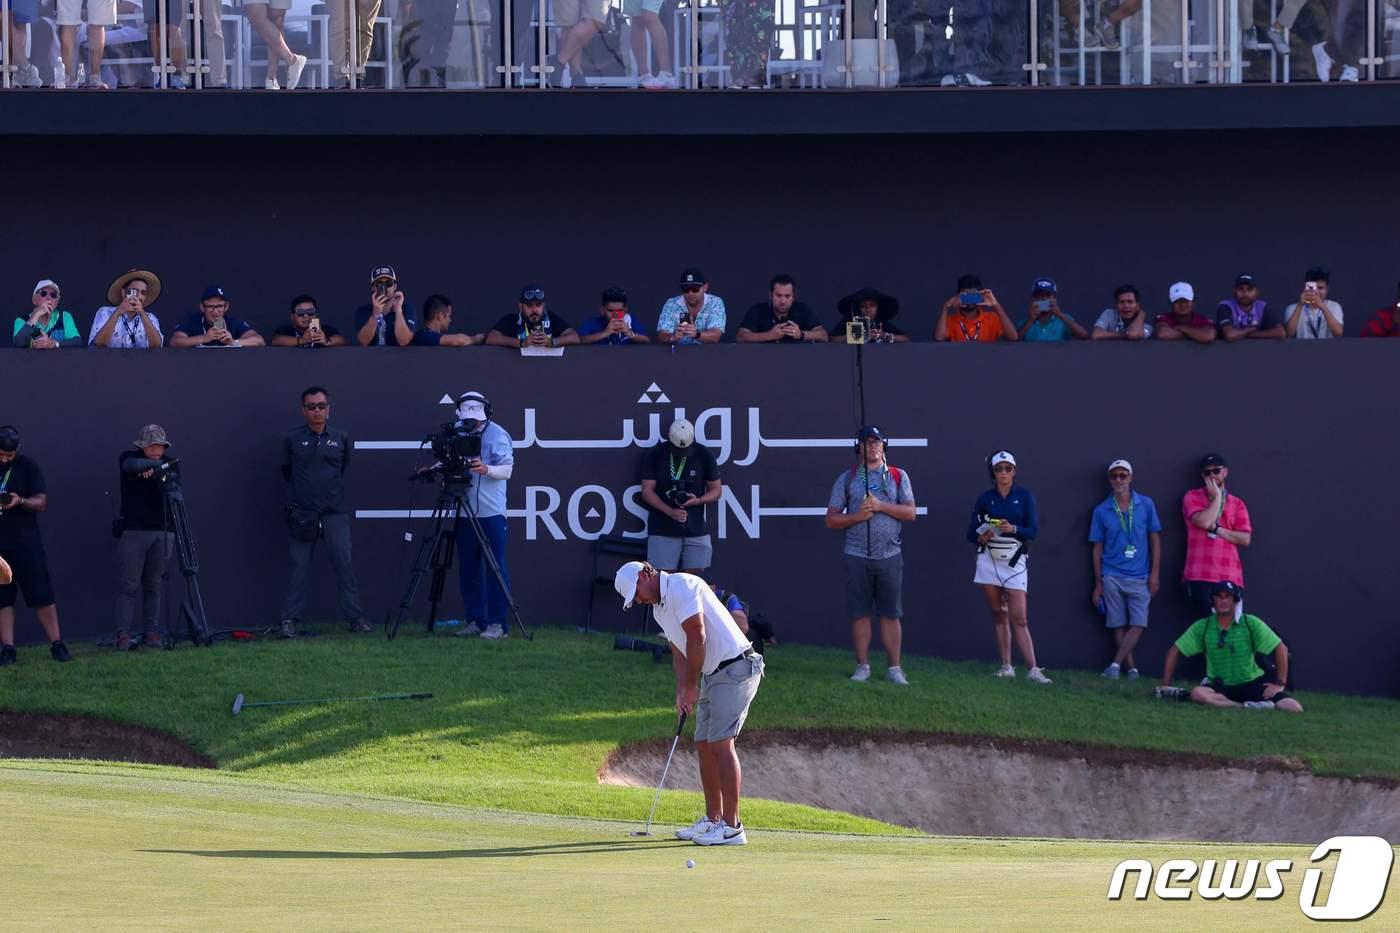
top-left (675, 816), bottom-right (719, 841)
top-left (693, 820), bottom-right (747, 846)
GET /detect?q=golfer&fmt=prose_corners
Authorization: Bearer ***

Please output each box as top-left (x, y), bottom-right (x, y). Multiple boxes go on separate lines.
top-left (615, 560), bottom-right (763, 846)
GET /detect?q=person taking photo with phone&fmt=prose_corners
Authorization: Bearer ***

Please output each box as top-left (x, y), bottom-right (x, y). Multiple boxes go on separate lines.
top-left (271, 295), bottom-right (347, 347)
top-left (1017, 278), bottom-right (1087, 341)
top-left (935, 274), bottom-right (1019, 343)
top-left (1283, 267), bottom-right (1344, 339)
top-left (577, 287), bottom-right (651, 345)
top-left (355, 266), bottom-right (417, 347)
top-left (89, 269), bottom-right (164, 349)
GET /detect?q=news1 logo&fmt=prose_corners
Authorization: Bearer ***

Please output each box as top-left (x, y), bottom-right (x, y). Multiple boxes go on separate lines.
top-left (1108, 836), bottom-right (1395, 921)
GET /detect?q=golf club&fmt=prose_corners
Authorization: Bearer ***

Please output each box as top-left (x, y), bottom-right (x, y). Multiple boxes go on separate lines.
top-left (631, 710), bottom-right (687, 837)
top-left (231, 692), bottom-right (433, 716)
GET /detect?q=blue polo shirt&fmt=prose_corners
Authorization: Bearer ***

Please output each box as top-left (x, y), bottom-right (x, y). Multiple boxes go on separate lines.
top-left (1089, 491), bottom-right (1162, 578)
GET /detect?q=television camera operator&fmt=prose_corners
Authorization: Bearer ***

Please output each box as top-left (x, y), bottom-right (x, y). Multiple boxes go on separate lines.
top-left (640, 419), bottom-right (722, 575)
top-left (114, 424), bottom-right (182, 651)
top-left (432, 390), bottom-right (515, 641)
top-left (0, 425), bottom-right (71, 667)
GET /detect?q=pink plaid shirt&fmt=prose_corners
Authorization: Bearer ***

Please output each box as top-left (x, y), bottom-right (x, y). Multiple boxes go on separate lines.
top-left (1181, 488), bottom-right (1252, 585)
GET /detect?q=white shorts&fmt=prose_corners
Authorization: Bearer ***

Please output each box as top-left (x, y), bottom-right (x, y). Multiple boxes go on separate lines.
top-left (974, 549), bottom-right (1028, 592)
top-left (244, 0), bottom-right (292, 12)
top-left (58, 0), bottom-right (118, 26)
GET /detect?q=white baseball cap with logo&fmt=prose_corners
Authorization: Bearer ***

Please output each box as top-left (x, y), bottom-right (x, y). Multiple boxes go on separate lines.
top-left (990, 451), bottom-right (1016, 468)
top-left (614, 561), bottom-right (646, 609)
top-left (1168, 282), bottom-right (1195, 302)
top-left (1107, 459), bottom-right (1133, 474)
top-left (669, 419), bottom-right (694, 449)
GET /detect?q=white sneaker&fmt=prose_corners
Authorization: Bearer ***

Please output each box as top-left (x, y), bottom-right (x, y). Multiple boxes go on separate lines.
top-left (1097, 18), bottom-right (1120, 49)
top-left (1027, 667), bottom-right (1053, 685)
top-left (994, 664), bottom-right (1015, 678)
top-left (14, 63), bottom-right (41, 87)
top-left (558, 63), bottom-right (573, 88)
top-left (1312, 42), bottom-right (1333, 80)
top-left (1340, 64), bottom-right (1358, 81)
top-left (1101, 662), bottom-right (1121, 679)
top-left (850, 663), bottom-right (871, 682)
top-left (674, 816), bottom-right (719, 840)
top-left (480, 623), bottom-right (508, 640)
top-left (453, 621), bottom-right (484, 638)
top-left (1126, 668), bottom-right (1140, 681)
top-left (692, 820), bottom-right (747, 846)
top-left (1243, 700), bottom-right (1276, 709)
top-left (286, 53), bottom-right (308, 90)
top-left (53, 69), bottom-right (68, 89)
top-left (885, 666), bottom-right (909, 686)
top-left (642, 71), bottom-right (676, 89)
top-left (265, 75), bottom-right (281, 90)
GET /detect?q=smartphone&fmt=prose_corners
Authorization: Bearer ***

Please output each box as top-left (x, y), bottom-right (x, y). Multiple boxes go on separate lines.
top-left (959, 290), bottom-right (983, 307)
top-left (125, 287), bottom-right (139, 300)
top-left (678, 311), bottom-right (691, 325)
top-left (1304, 281), bottom-right (1319, 291)
top-left (1033, 298), bottom-right (1052, 312)
top-left (309, 316), bottom-right (321, 332)
top-left (212, 317), bottom-right (228, 332)
top-left (609, 309), bottom-right (624, 321)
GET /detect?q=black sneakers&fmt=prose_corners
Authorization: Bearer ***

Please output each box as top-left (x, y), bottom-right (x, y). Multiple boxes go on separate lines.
top-left (50, 640), bottom-right (72, 662)
top-left (0, 644), bottom-right (15, 667)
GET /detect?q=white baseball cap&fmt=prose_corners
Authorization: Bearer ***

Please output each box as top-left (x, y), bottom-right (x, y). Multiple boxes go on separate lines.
top-left (614, 561), bottom-right (646, 609)
top-left (456, 390), bottom-right (488, 421)
top-left (669, 419), bottom-right (694, 449)
top-left (990, 451), bottom-right (1016, 468)
top-left (33, 279), bottom-right (59, 297)
top-left (1107, 459), bottom-right (1133, 474)
top-left (1168, 282), bottom-right (1194, 302)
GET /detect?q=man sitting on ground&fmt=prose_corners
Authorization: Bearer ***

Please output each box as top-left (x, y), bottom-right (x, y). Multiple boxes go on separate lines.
top-left (1159, 581), bottom-right (1302, 712)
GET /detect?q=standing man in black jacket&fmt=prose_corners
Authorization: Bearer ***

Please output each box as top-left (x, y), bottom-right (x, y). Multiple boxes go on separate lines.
top-left (278, 386), bottom-right (371, 638)
top-left (114, 424), bottom-right (179, 651)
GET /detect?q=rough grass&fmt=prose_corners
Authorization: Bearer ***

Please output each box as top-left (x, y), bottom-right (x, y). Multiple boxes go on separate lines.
top-left (0, 626), bottom-right (1397, 835)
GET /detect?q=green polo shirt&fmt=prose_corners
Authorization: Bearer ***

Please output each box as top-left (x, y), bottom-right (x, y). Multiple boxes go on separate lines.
top-left (1175, 614), bottom-right (1281, 687)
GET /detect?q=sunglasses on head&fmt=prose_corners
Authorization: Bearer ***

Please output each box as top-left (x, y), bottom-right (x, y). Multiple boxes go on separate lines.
top-left (1202, 467), bottom-right (1223, 476)
top-left (37, 289), bottom-right (59, 300)
top-left (520, 289), bottom-right (545, 302)
top-left (681, 285), bottom-right (703, 294)
top-left (303, 402), bottom-right (329, 410)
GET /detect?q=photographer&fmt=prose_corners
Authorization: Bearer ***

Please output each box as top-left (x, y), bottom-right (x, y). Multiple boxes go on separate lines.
top-left (277, 387), bottom-right (372, 639)
top-left (640, 419), bottom-right (722, 576)
top-left (0, 425), bottom-right (72, 668)
top-left (354, 266), bottom-right (418, 348)
top-left (115, 425), bottom-right (179, 652)
top-left (448, 391), bottom-right (516, 640)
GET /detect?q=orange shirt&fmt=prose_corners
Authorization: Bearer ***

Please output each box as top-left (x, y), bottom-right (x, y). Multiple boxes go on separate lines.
top-left (946, 309), bottom-right (1003, 343)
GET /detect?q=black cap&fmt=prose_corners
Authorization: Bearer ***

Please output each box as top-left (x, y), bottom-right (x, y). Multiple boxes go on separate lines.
top-left (1199, 453), bottom-right (1228, 471)
top-left (1235, 274), bottom-right (1256, 287)
top-left (857, 425), bottom-right (887, 443)
top-left (679, 267), bottom-right (706, 287)
top-left (601, 286), bottom-right (627, 304)
top-left (519, 285), bottom-right (546, 302)
top-left (956, 274), bottom-right (983, 291)
top-left (0, 424), bottom-right (18, 452)
top-left (1211, 580), bottom-right (1242, 601)
top-left (370, 266), bottom-right (397, 283)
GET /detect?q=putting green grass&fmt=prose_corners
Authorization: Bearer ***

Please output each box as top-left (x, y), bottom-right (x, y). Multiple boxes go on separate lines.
top-left (4, 763), bottom-right (1395, 932)
top-left (0, 628), bottom-right (1398, 836)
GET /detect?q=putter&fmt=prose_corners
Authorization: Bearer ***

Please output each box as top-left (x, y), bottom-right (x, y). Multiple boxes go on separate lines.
top-left (231, 692), bottom-right (433, 716)
top-left (631, 710), bottom-right (687, 837)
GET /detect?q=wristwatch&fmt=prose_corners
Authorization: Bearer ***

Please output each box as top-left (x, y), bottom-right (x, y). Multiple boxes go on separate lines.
top-left (1208, 522), bottom-right (1220, 534)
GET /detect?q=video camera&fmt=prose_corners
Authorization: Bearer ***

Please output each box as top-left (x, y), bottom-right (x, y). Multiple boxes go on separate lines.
top-left (122, 456), bottom-right (184, 498)
top-left (419, 423), bottom-right (483, 483)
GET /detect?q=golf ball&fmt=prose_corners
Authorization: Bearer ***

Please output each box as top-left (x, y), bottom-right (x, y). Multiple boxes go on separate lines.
top-left (685, 859), bottom-right (696, 869)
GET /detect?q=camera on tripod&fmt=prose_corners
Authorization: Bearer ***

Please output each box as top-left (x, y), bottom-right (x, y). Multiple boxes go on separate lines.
top-left (427, 425), bottom-right (483, 481)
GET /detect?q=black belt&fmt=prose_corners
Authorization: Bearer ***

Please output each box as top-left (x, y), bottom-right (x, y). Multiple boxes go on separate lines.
top-left (713, 648), bottom-right (756, 674)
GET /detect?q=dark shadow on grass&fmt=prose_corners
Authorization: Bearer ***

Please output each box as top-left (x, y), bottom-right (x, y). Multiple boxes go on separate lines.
top-left (142, 839), bottom-right (692, 860)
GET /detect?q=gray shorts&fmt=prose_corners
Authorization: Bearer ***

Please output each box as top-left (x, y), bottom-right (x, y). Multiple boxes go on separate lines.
top-left (844, 553), bottom-right (903, 620)
top-left (695, 652), bottom-right (764, 742)
top-left (1104, 574), bottom-right (1150, 629)
top-left (647, 535), bottom-right (712, 572)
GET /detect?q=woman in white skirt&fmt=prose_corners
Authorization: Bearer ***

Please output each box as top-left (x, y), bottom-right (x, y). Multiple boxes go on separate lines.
top-left (967, 450), bottom-right (1051, 684)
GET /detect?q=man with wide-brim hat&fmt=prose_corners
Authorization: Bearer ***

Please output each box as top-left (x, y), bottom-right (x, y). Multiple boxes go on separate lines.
top-left (114, 423), bottom-right (179, 651)
top-left (833, 287), bottom-right (908, 343)
top-left (90, 269), bottom-right (164, 349)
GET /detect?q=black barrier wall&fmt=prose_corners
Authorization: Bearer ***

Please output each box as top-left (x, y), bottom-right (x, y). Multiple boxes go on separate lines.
top-left (0, 343), bottom-right (1395, 696)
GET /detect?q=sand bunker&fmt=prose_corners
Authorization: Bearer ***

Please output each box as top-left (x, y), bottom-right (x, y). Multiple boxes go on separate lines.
top-left (0, 711), bottom-right (215, 768)
top-left (599, 730), bottom-right (1400, 844)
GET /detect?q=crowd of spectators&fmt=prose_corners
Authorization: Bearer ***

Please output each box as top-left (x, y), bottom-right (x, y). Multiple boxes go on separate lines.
top-left (12, 265), bottom-right (1400, 351)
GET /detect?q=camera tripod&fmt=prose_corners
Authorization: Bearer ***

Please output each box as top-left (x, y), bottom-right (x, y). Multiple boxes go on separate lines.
top-left (387, 481), bottom-right (531, 641)
top-left (162, 485), bottom-right (213, 647)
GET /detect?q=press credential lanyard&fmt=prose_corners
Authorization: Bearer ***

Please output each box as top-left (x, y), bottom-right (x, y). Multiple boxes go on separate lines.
top-left (1114, 497), bottom-right (1135, 558)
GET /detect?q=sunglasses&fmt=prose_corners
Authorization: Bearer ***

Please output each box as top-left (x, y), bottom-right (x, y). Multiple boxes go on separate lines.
top-left (993, 464), bottom-right (1015, 473)
top-left (292, 308), bottom-right (317, 317)
top-left (1202, 467), bottom-right (1223, 476)
top-left (520, 289), bottom-right (545, 302)
top-left (1109, 471), bottom-right (1131, 480)
top-left (37, 289), bottom-right (59, 300)
top-left (1217, 627), bottom-right (1231, 650)
top-left (681, 285), bottom-right (703, 294)
top-left (303, 402), bottom-right (329, 411)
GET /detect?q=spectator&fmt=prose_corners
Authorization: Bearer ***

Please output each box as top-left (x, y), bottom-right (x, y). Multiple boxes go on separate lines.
top-left (1154, 283), bottom-right (1216, 343)
top-left (736, 273), bottom-right (827, 344)
top-left (486, 286), bottom-right (580, 348)
top-left (145, 0), bottom-right (191, 87)
top-left (1091, 285), bottom-right (1153, 340)
top-left (1017, 278), bottom-right (1088, 341)
top-left (640, 419), bottom-right (722, 575)
top-left (1160, 582), bottom-right (1302, 712)
top-left (57, 0), bottom-right (116, 88)
top-left (270, 295), bottom-right (347, 347)
top-left (114, 425), bottom-right (178, 652)
top-left (170, 286), bottom-right (265, 348)
top-left (1360, 282), bottom-right (1400, 338)
top-left (0, 425), bottom-right (72, 668)
top-left (934, 274), bottom-right (1018, 342)
top-left (246, 0), bottom-right (308, 89)
top-left (450, 391), bottom-right (516, 640)
top-left (1284, 268), bottom-right (1345, 339)
top-left (832, 287), bottom-right (909, 343)
top-left (707, 582), bottom-right (776, 653)
top-left (1216, 274), bottom-right (1285, 341)
top-left (13, 280), bottom-right (82, 349)
top-left (628, 0), bottom-right (675, 88)
top-left (658, 268), bottom-right (725, 345)
top-left (330, 0), bottom-right (383, 87)
top-left (8, 0), bottom-right (42, 86)
top-left (825, 425), bottom-right (917, 686)
top-left (278, 387), bottom-right (372, 639)
top-left (90, 269), bottom-right (164, 349)
top-left (413, 294), bottom-right (483, 346)
top-left (355, 266), bottom-right (417, 347)
top-left (577, 287), bottom-right (651, 345)
top-left (549, 0), bottom-right (609, 88)
top-left (1181, 453), bottom-right (1252, 619)
top-left (1089, 459), bottom-right (1162, 680)
top-left (968, 451), bottom-right (1050, 684)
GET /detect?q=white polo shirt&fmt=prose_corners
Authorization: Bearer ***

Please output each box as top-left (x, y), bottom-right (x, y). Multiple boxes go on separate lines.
top-left (654, 572), bottom-right (750, 675)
